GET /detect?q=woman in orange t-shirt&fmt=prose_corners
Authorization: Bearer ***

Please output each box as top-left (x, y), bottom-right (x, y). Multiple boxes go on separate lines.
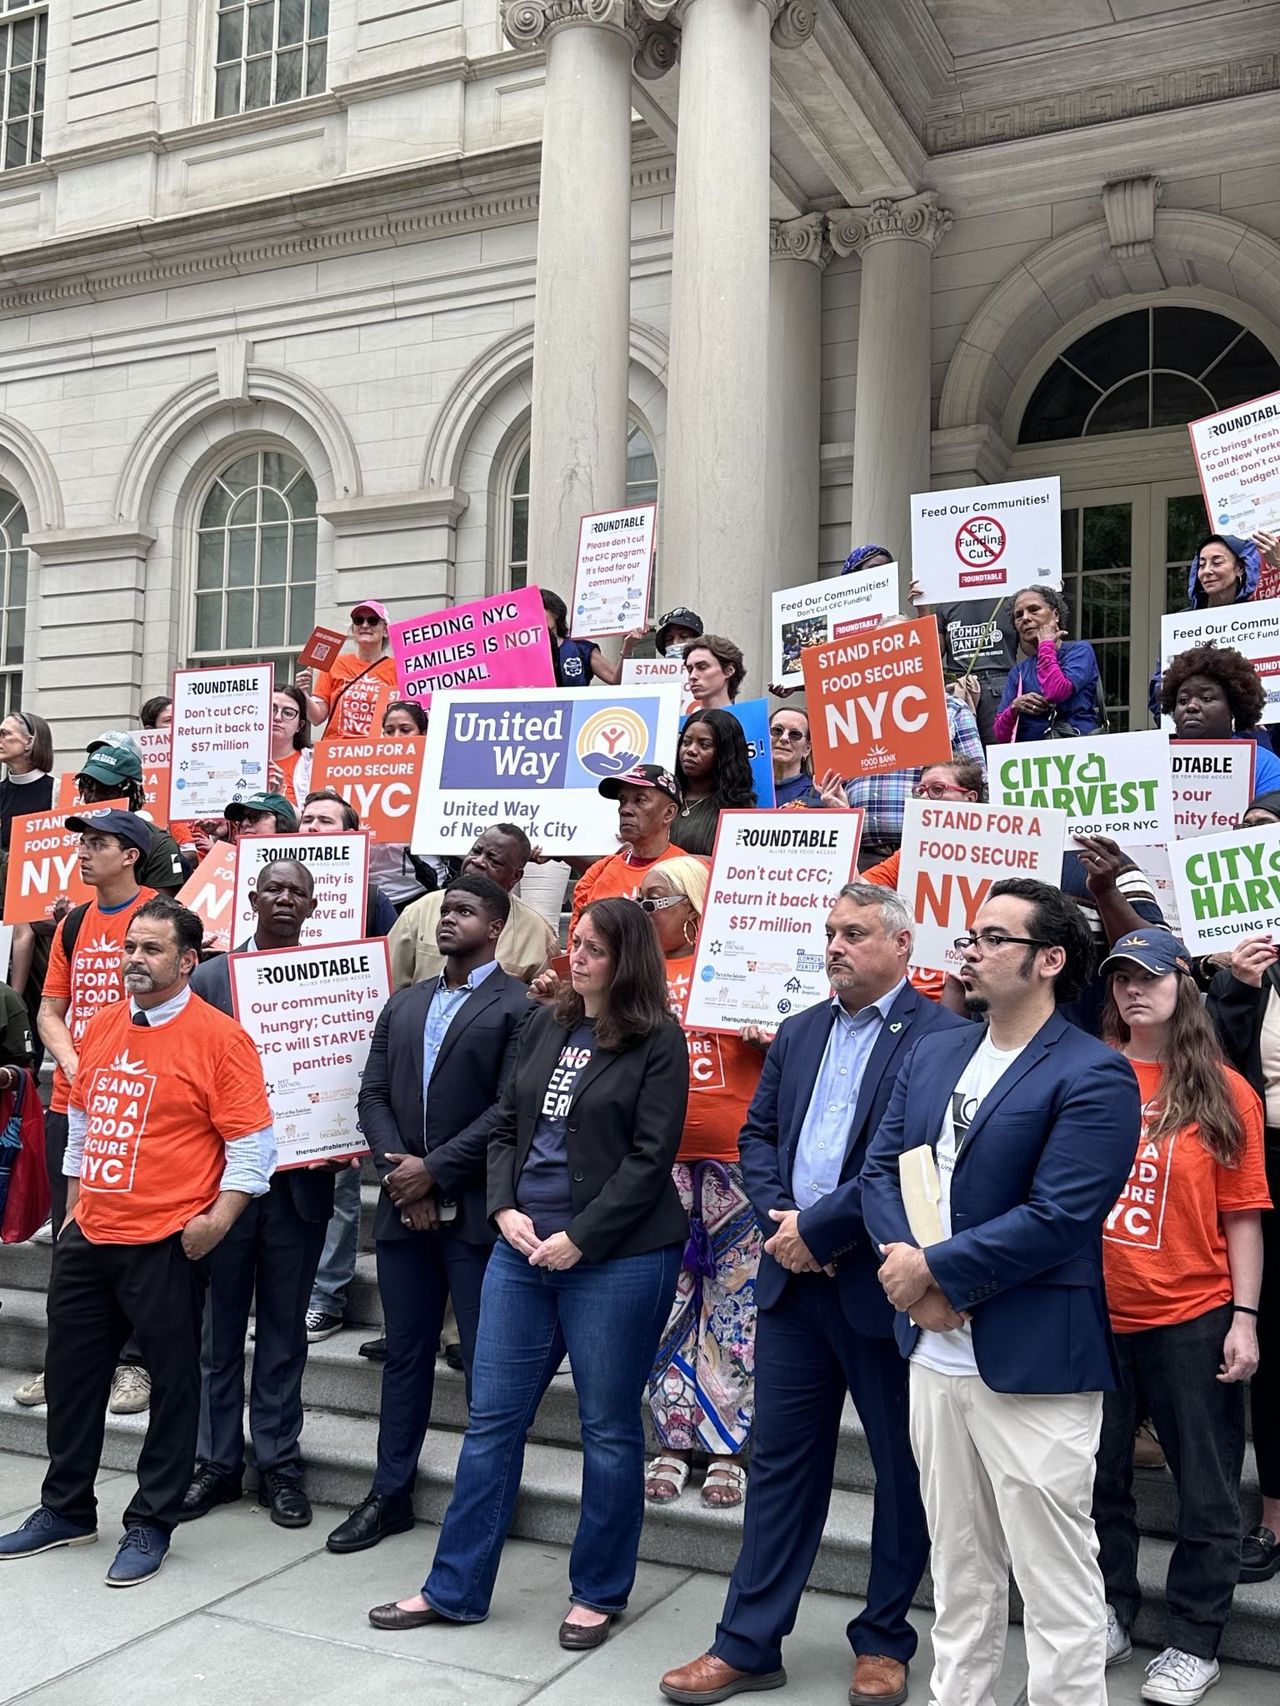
top-left (1093, 929), bottom-right (1270, 1689)
top-left (267, 684), bottom-right (313, 808)
top-left (638, 854), bottom-right (767, 1511)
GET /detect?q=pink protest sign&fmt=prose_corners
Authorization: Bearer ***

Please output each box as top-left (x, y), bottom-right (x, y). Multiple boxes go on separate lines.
top-left (388, 587), bottom-right (556, 708)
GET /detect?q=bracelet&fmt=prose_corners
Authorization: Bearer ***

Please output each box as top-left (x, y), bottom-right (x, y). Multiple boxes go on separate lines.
top-left (1233, 1304), bottom-right (1259, 1317)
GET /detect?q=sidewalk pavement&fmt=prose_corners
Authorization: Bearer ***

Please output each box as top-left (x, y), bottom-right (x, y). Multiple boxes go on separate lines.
top-left (0, 1451), bottom-right (1275, 1706)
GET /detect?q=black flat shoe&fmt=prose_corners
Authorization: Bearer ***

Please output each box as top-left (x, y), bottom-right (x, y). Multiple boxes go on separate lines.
top-left (559, 1615), bottom-right (614, 1650)
top-left (256, 1470), bottom-right (312, 1529)
top-left (176, 1464), bottom-right (243, 1523)
top-left (1241, 1525), bottom-right (1280, 1582)
top-left (369, 1600), bottom-right (449, 1631)
top-left (326, 1492), bottom-right (415, 1554)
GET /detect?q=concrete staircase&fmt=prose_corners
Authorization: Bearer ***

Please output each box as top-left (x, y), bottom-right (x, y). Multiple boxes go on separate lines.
top-left (3, 1184), bottom-right (1279, 1669)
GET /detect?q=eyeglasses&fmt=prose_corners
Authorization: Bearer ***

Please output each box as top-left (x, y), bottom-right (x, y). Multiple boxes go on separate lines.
top-left (953, 931), bottom-right (1054, 954)
top-left (639, 894), bottom-right (689, 914)
top-left (914, 782), bottom-right (968, 799)
top-left (770, 727), bottom-right (807, 743)
top-left (272, 705), bottom-right (300, 722)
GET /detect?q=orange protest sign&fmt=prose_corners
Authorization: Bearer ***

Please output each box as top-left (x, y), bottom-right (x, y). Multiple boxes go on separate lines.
top-left (3, 809), bottom-right (95, 924)
top-left (53, 774), bottom-right (86, 814)
top-left (176, 840), bottom-right (238, 952)
top-left (309, 736), bottom-right (424, 842)
top-left (138, 730), bottom-right (171, 828)
top-left (802, 616), bottom-right (953, 780)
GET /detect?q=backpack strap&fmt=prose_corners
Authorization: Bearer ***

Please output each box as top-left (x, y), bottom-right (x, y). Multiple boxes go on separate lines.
top-left (58, 902), bottom-right (91, 965)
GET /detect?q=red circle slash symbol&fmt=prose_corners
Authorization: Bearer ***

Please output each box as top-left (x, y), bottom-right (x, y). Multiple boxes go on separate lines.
top-left (955, 515), bottom-right (1007, 567)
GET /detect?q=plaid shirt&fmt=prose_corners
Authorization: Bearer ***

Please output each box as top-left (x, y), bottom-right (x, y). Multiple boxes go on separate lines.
top-left (844, 695), bottom-right (986, 845)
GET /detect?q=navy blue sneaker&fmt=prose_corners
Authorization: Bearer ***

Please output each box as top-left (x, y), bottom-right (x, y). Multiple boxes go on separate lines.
top-left (105, 1523), bottom-right (169, 1587)
top-left (0, 1507), bottom-right (97, 1559)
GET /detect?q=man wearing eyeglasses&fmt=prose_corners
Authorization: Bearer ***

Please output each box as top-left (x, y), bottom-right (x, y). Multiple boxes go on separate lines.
top-left (860, 878), bottom-right (1142, 1706)
top-left (847, 693), bottom-right (986, 871)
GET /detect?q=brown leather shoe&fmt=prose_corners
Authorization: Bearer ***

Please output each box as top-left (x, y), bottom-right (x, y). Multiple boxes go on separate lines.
top-left (559, 1614), bottom-right (613, 1650)
top-left (660, 1653), bottom-right (787, 1703)
top-left (368, 1599), bottom-right (449, 1631)
top-left (850, 1654), bottom-right (908, 1704)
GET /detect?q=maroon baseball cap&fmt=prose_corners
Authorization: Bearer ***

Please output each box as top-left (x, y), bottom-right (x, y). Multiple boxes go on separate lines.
top-left (598, 764), bottom-right (682, 807)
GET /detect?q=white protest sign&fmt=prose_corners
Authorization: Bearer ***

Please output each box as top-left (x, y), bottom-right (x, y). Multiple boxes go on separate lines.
top-left (572, 504), bottom-right (657, 639)
top-left (1128, 844), bottom-right (1181, 934)
top-left (1161, 598), bottom-right (1280, 724)
top-left (1168, 823), bottom-right (1280, 954)
top-left (412, 684), bottom-right (684, 857)
top-left (0, 923), bottom-right (11, 983)
top-left (988, 731), bottom-right (1174, 849)
top-left (1188, 389), bottom-right (1280, 544)
top-left (683, 809), bottom-right (864, 1035)
top-left (898, 798), bottom-right (1068, 976)
top-left (771, 565), bottom-right (899, 686)
top-left (621, 657), bottom-right (684, 686)
top-left (169, 664), bottom-right (272, 820)
top-left (231, 832), bottom-right (371, 947)
top-left (230, 939), bottom-right (389, 1168)
top-left (1170, 739), bottom-right (1255, 838)
top-left (909, 477), bottom-right (1061, 606)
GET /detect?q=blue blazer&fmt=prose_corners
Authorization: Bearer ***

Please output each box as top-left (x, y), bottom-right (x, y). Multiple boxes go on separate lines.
top-left (859, 1009), bottom-right (1141, 1394)
top-left (738, 982), bottom-right (969, 1337)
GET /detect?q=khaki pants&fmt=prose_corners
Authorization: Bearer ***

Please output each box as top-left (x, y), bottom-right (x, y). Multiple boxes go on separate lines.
top-left (909, 1364), bottom-right (1107, 1706)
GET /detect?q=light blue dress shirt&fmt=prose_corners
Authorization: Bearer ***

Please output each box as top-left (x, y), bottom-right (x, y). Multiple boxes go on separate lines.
top-left (792, 979), bottom-right (906, 1211)
top-left (422, 956), bottom-right (500, 1110)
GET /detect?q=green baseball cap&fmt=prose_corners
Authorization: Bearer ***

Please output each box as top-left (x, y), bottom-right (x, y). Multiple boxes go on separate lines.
top-left (77, 741), bottom-right (142, 789)
top-left (224, 792), bottom-right (298, 832)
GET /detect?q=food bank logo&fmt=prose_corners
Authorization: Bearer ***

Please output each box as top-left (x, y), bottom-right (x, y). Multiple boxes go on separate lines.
top-left (438, 697), bottom-right (661, 789)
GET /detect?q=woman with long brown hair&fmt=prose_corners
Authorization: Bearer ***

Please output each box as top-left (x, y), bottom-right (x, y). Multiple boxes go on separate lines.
top-left (1094, 930), bottom-right (1269, 1704)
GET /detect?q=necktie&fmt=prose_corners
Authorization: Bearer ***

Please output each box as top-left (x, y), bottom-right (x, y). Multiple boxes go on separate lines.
top-left (131, 1010), bottom-right (150, 1028)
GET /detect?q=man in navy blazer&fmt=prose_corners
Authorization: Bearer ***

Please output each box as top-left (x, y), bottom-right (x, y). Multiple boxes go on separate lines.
top-left (861, 877), bottom-right (1141, 1706)
top-left (662, 884), bottom-right (968, 1706)
top-left (324, 874), bottom-right (531, 1555)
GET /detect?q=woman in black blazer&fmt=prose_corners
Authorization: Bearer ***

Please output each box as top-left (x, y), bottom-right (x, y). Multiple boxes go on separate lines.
top-left (370, 897), bottom-right (689, 1646)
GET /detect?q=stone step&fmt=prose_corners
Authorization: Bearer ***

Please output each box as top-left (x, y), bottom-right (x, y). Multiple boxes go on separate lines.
top-left (1, 1364), bottom-right (1277, 1669)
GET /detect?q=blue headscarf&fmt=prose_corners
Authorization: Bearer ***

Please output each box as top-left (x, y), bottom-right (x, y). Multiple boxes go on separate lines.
top-left (1187, 534), bottom-right (1261, 608)
top-left (841, 543), bottom-right (894, 576)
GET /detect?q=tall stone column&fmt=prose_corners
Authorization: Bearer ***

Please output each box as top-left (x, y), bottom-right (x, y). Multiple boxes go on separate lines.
top-left (829, 193), bottom-right (952, 587)
top-left (502, 1), bottom-right (675, 595)
top-left (651, 0), bottom-right (813, 648)
top-left (767, 211), bottom-right (828, 589)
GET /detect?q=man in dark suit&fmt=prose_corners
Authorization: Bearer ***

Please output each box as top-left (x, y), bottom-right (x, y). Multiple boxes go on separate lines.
top-left (181, 858), bottom-right (335, 1528)
top-left (324, 872), bottom-right (531, 1553)
top-left (662, 883), bottom-right (968, 1706)
top-left (860, 877), bottom-right (1141, 1706)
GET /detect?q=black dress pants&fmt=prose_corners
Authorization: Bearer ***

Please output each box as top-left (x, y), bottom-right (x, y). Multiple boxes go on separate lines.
top-left (42, 1222), bottom-right (206, 1535)
top-left (44, 1112), bottom-right (144, 1368)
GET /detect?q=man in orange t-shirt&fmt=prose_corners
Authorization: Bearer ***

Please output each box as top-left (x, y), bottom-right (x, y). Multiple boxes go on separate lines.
top-left (567, 765), bottom-right (685, 943)
top-left (0, 897), bottom-right (273, 1587)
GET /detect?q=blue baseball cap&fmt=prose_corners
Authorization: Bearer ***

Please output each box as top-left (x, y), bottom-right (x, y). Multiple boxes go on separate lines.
top-left (64, 807), bottom-right (151, 857)
top-left (1099, 931), bottom-right (1194, 979)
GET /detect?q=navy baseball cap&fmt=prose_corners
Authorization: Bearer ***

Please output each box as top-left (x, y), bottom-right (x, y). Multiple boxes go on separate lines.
top-left (598, 764), bottom-right (682, 807)
top-left (1099, 931), bottom-right (1194, 979)
top-left (64, 808), bottom-right (151, 857)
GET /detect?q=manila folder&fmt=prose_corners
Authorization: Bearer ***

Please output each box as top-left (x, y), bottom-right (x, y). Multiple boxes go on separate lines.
top-left (897, 1144), bottom-right (944, 1248)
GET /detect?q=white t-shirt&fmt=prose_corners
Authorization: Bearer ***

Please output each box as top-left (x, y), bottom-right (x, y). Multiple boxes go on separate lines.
top-left (911, 1031), bottom-right (1028, 1379)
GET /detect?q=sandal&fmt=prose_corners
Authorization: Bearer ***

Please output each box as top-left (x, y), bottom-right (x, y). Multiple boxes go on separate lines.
top-left (644, 1455), bottom-right (690, 1503)
top-left (701, 1460), bottom-right (747, 1508)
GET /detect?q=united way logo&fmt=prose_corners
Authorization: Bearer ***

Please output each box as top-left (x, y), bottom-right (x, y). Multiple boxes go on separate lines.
top-left (576, 707), bottom-right (650, 778)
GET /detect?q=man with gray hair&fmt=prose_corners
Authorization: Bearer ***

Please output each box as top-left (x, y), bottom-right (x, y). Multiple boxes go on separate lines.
top-left (661, 884), bottom-right (970, 1706)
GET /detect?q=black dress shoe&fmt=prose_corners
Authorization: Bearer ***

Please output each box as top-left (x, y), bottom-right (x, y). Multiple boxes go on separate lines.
top-left (177, 1464), bottom-right (243, 1523)
top-left (559, 1614), bottom-right (614, 1650)
top-left (443, 1343), bottom-right (464, 1373)
top-left (326, 1492), bottom-right (415, 1554)
top-left (358, 1336), bottom-right (387, 1362)
top-left (256, 1469), bottom-right (312, 1529)
top-left (1241, 1525), bottom-right (1280, 1582)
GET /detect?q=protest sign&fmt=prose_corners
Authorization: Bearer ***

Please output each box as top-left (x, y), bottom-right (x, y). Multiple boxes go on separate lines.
top-left (771, 565), bottom-right (898, 686)
top-left (1168, 823), bottom-right (1280, 953)
top-left (297, 625), bottom-right (347, 672)
top-left (232, 831), bottom-right (370, 947)
top-left (1170, 739), bottom-right (1254, 837)
top-left (572, 504), bottom-right (656, 639)
top-left (169, 663), bottom-right (272, 820)
top-left (412, 684), bottom-right (684, 857)
top-left (388, 587), bottom-right (555, 709)
top-left (1161, 598), bottom-right (1280, 723)
top-left (898, 797), bottom-right (1069, 976)
top-left (621, 657), bottom-right (683, 686)
top-left (138, 730), bottom-right (170, 827)
top-left (715, 698), bottom-right (776, 808)
top-left (176, 840), bottom-right (237, 952)
top-left (2, 806), bottom-right (124, 924)
top-left (683, 809), bottom-right (864, 1034)
top-left (909, 477), bottom-right (1061, 605)
top-left (230, 939), bottom-right (390, 1168)
top-left (988, 731), bottom-right (1174, 847)
top-left (801, 616), bottom-right (952, 780)
top-left (1188, 388), bottom-right (1280, 546)
top-left (310, 738), bottom-right (424, 843)
top-left (0, 924), bottom-right (11, 983)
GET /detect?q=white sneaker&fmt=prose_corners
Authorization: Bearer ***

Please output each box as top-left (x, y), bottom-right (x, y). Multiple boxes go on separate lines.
top-left (1106, 1604), bottom-right (1132, 1666)
top-left (108, 1365), bottom-right (151, 1415)
top-left (32, 1220), bottom-right (54, 1246)
top-left (13, 1371), bottom-right (45, 1407)
top-left (1141, 1647), bottom-right (1220, 1703)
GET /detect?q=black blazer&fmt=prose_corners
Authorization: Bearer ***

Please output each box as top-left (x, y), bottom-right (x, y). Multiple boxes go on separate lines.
top-left (487, 1005), bottom-right (689, 1264)
top-left (1208, 963), bottom-right (1280, 1114)
top-left (359, 967), bottom-right (532, 1244)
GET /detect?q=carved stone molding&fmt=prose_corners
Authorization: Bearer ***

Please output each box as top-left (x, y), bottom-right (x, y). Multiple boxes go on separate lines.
top-left (828, 192), bottom-right (952, 258)
top-left (1102, 175), bottom-right (1164, 259)
top-left (501, 0), bottom-right (680, 75)
top-left (769, 0), bottom-right (816, 50)
top-left (769, 213), bottom-right (830, 268)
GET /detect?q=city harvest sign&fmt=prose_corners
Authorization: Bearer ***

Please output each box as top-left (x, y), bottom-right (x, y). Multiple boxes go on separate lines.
top-left (770, 565), bottom-right (898, 687)
top-left (898, 798), bottom-right (1068, 977)
top-left (1161, 597), bottom-right (1280, 724)
top-left (169, 663), bottom-right (273, 820)
top-left (1169, 824), bottom-right (1280, 953)
top-left (988, 732), bottom-right (1174, 848)
top-left (1188, 387), bottom-right (1280, 546)
top-left (411, 685), bottom-right (684, 856)
top-left (802, 616), bottom-right (952, 778)
top-left (571, 503), bottom-right (656, 639)
top-left (388, 587), bottom-right (555, 707)
top-left (908, 476), bottom-right (1061, 605)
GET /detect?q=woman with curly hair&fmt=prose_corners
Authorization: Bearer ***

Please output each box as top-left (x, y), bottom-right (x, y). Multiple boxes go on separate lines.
top-left (992, 583), bottom-right (1103, 742)
top-left (671, 709), bottom-right (757, 856)
top-left (1161, 644), bottom-right (1280, 792)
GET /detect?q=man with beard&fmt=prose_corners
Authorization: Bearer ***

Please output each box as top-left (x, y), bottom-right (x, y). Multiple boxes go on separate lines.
top-left (860, 879), bottom-right (1141, 1706)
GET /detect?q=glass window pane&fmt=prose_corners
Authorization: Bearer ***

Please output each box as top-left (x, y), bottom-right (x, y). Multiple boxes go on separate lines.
top-left (225, 589), bottom-right (255, 650)
top-left (228, 528), bottom-right (257, 587)
top-left (1166, 494), bottom-right (1206, 566)
top-left (4, 606), bottom-right (21, 666)
top-left (9, 547), bottom-right (26, 606)
top-left (199, 482), bottom-right (232, 528)
top-left (1061, 310), bottom-right (1148, 391)
top-left (228, 490), bottom-right (257, 526)
top-left (1020, 361), bottom-right (1100, 444)
top-left (8, 66), bottom-right (31, 119)
top-left (1081, 504), bottom-right (1132, 572)
top-left (216, 8), bottom-right (244, 62)
top-left (247, 2), bottom-right (275, 55)
top-left (11, 17), bottom-right (32, 65)
top-left (278, 0), bottom-right (305, 45)
top-left (222, 455), bottom-right (258, 494)
top-left (290, 521), bottom-right (316, 582)
top-left (289, 582), bottom-right (316, 643)
top-left (305, 39), bottom-right (326, 94)
top-left (6, 122), bottom-right (28, 171)
top-left (275, 48), bottom-right (301, 103)
top-left (512, 449), bottom-right (530, 496)
top-left (259, 487), bottom-right (288, 524)
top-left (1152, 372), bottom-right (1213, 428)
top-left (244, 55), bottom-right (271, 109)
top-left (259, 524), bottom-right (288, 583)
top-left (197, 531), bottom-right (224, 589)
top-left (261, 450), bottom-right (297, 491)
top-left (1085, 374), bottom-right (1150, 436)
top-left (511, 496), bottom-right (528, 569)
top-left (309, 0), bottom-right (329, 37)
top-left (287, 473), bottom-right (316, 519)
top-left (195, 593), bottom-right (222, 653)
top-left (1203, 331), bottom-right (1280, 412)
top-left (1153, 308), bottom-right (1236, 378)
top-left (258, 585), bottom-right (285, 647)
top-left (214, 64), bottom-right (241, 118)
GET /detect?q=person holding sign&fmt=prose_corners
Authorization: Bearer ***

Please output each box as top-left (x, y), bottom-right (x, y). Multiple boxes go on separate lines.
top-left (1148, 535), bottom-right (1269, 718)
top-left (1092, 932), bottom-right (1268, 1702)
top-left (297, 600), bottom-right (398, 742)
top-left (670, 711), bottom-right (757, 858)
top-left (540, 589), bottom-right (646, 688)
top-left (993, 585), bottom-right (1103, 743)
top-left (860, 879), bottom-right (1141, 1706)
top-left (1161, 645), bottom-right (1280, 793)
top-left (847, 693), bottom-right (985, 869)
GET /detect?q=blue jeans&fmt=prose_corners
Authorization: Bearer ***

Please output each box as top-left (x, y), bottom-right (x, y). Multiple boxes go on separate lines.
top-left (423, 1236), bottom-right (681, 1620)
top-left (308, 1164), bottom-right (361, 1318)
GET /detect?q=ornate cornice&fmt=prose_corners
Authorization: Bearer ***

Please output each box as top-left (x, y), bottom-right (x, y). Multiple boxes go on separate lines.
top-left (769, 213), bottom-right (830, 269)
top-left (828, 191), bottom-right (952, 258)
